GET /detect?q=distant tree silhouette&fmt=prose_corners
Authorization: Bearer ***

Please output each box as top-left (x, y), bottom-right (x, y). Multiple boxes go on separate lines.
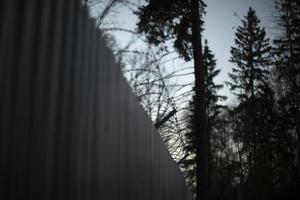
top-left (227, 7), bottom-right (271, 101)
top-left (227, 7), bottom-right (274, 199)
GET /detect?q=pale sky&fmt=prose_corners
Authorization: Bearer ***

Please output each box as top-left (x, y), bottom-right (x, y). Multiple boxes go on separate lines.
top-left (93, 0), bottom-right (276, 105)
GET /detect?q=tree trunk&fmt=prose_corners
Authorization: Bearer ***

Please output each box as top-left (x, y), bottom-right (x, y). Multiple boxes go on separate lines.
top-left (190, 1), bottom-right (209, 200)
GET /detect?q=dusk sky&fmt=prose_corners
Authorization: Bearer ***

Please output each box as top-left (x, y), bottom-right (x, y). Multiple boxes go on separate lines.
top-left (94, 0), bottom-right (277, 104)
top-left (203, 0), bottom-right (275, 103)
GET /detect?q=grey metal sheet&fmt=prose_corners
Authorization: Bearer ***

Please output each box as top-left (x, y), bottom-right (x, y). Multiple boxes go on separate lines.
top-left (0, 0), bottom-right (193, 199)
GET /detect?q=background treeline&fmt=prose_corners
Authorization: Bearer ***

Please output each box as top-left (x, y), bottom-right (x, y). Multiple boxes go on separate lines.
top-left (180, 1), bottom-right (300, 200)
top-left (84, 0), bottom-right (299, 199)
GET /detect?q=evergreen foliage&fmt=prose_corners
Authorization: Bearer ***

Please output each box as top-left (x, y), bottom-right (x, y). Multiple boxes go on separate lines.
top-left (135, 0), bottom-right (206, 61)
top-left (226, 7), bottom-right (275, 199)
top-left (135, 1), bottom-right (208, 199)
top-left (227, 7), bottom-right (271, 101)
top-left (134, 1), bottom-right (300, 199)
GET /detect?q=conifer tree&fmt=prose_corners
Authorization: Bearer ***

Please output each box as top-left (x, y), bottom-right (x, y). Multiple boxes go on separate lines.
top-left (227, 7), bottom-right (272, 195)
top-left (227, 7), bottom-right (271, 101)
top-left (135, 1), bottom-right (209, 199)
top-left (181, 41), bottom-right (226, 194)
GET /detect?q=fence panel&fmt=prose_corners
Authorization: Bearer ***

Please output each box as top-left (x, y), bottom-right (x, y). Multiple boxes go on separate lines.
top-left (0, 0), bottom-right (193, 199)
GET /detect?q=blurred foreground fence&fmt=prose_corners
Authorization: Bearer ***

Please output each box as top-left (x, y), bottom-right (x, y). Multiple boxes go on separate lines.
top-left (0, 0), bottom-right (193, 199)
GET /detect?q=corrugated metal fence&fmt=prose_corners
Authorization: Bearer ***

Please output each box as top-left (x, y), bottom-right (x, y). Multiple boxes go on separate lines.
top-left (0, 0), bottom-right (193, 199)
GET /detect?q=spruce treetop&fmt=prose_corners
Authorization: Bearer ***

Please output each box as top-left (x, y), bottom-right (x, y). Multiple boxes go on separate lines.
top-left (227, 7), bottom-right (271, 101)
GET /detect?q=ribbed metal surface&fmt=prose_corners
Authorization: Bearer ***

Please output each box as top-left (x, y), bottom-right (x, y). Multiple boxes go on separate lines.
top-left (0, 0), bottom-right (193, 199)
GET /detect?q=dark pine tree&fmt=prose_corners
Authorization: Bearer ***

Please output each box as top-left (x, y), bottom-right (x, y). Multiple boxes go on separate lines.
top-left (135, 1), bottom-right (209, 199)
top-left (180, 41), bottom-right (226, 196)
